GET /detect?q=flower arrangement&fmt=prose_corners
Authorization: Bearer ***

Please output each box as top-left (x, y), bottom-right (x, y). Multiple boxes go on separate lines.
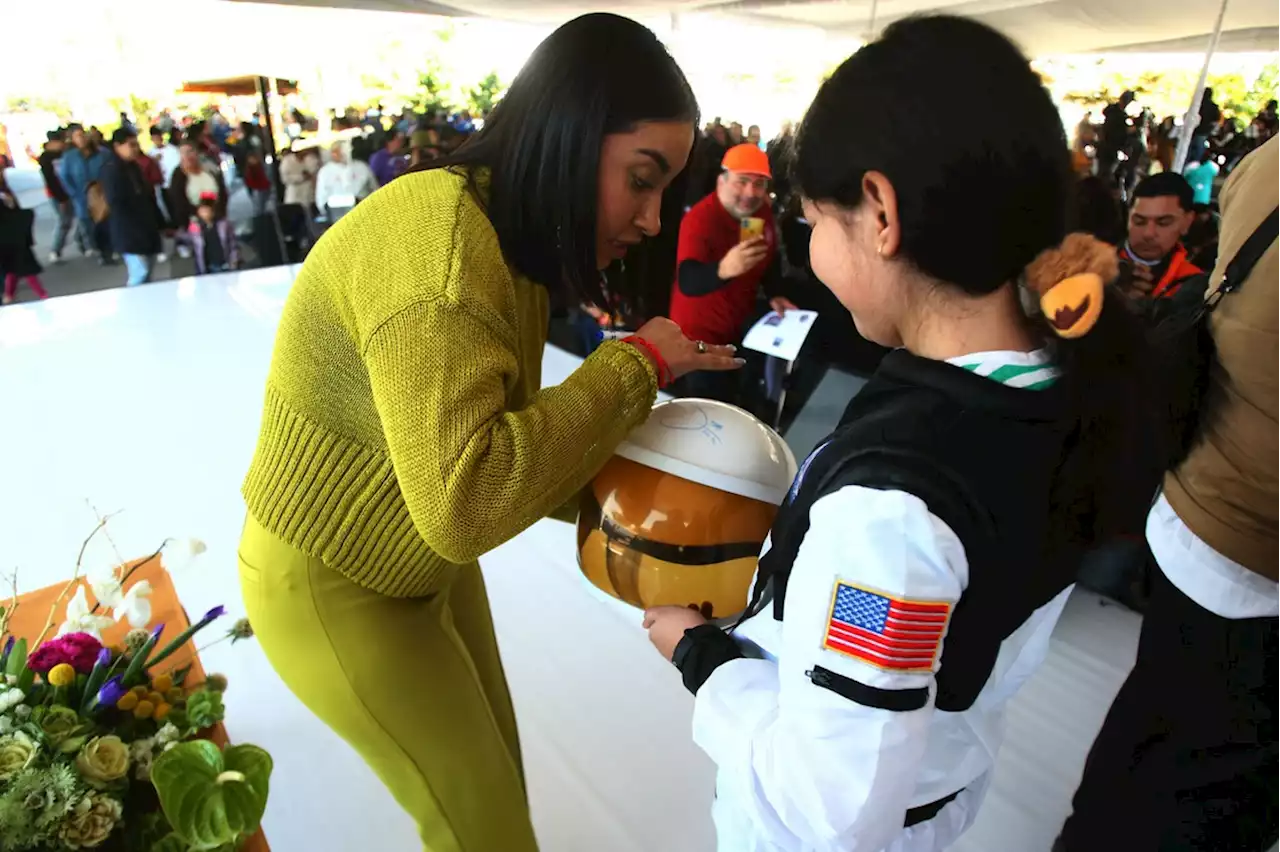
top-left (0, 517), bottom-right (271, 851)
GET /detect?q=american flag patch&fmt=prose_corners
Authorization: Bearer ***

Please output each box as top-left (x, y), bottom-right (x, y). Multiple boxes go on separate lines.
top-left (823, 581), bottom-right (952, 672)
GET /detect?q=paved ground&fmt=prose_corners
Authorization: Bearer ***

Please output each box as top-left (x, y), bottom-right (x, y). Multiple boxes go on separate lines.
top-left (2, 166), bottom-right (260, 305)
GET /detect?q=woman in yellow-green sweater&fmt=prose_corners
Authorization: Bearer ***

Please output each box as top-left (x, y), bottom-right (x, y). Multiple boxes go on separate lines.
top-left (237, 14), bottom-right (740, 852)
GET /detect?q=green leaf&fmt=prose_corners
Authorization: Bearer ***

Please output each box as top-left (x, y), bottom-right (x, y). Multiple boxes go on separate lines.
top-left (149, 832), bottom-right (189, 852)
top-left (150, 740), bottom-right (273, 850)
top-left (5, 638), bottom-right (27, 676)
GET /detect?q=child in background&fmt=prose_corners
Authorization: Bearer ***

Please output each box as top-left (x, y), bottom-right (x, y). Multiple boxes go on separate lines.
top-left (187, 196), bottom-right (238, 275)
top-left (0, 184), bottom-right (49, 304)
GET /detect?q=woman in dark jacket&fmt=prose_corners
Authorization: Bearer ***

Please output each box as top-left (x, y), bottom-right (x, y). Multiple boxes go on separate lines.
top-left (101, 129), bottom-right (163, 286)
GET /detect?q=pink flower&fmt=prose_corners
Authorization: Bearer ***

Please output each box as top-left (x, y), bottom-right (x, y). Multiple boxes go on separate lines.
top-left (26, 632), bottom-right (104, 675)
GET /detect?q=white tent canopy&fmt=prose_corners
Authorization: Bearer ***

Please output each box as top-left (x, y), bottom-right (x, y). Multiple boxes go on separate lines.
top-left (229, 0), bottom-right (1278, 55)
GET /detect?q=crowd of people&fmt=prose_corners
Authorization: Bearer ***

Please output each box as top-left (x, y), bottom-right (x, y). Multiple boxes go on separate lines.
top-left (0, 102), bottom-right (489, 303)
top-left (1075, 86), bottom-right (1278, 197)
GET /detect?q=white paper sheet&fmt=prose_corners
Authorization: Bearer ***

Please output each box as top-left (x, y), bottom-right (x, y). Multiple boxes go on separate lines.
top-left (741, 309), bottom-right (818, 362)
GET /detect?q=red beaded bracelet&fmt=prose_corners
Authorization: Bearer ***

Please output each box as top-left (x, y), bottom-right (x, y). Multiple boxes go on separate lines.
top-left (622, 335), bottom-right (673, 388)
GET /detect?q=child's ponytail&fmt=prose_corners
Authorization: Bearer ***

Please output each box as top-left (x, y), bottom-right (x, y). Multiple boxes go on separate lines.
top-left (1023, 234), bottom-right (1164, 544)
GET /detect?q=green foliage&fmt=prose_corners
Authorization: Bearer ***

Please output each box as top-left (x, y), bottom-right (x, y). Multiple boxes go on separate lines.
top-left (1208, 72), bottom-right (1251, 117)
top-left (150, 741), bottom-right (272, 851)
top-left (1059, 62), bottom-right (1280, 122)
top-left (1233, 60), bottom-right (1278, 118)
top-left (6, 638), bottom-right (27, 677)
top-left (409, 61), bottom-right (454, 115)
top-left (3, 95), bottom-right (73, 118)
top-left (184, 690), bottom-right (225, 731)
top-left (0, 764), bottom-right (85, 847)
top-left (150, 832), bottom-right (189, 852)
top-left (466, 72), bottom-right (504, 116)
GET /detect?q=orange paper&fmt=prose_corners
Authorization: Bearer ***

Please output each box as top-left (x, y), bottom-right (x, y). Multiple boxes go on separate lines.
top-left (6, 555), bottom-right (269, 851)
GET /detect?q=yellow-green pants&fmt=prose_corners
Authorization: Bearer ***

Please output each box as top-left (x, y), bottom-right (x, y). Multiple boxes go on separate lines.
top-left (237, 514), bottom-right (538, 851)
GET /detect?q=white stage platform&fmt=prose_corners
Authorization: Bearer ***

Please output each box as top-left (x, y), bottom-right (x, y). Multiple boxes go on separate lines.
top-left (0, 269), bottom-right (1142, 852)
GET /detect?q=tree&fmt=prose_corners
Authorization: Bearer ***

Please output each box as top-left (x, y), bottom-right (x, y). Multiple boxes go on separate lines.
top-left (1238, 60), bottom-right (1278, 118)
top-left (466, 72), bottom-right (503, 116)
top-left (409, 60), bottom-right (453, 115)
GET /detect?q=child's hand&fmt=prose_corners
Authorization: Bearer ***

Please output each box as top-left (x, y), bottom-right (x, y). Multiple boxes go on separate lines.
top-left (643, 605), bottom-right (708, 662)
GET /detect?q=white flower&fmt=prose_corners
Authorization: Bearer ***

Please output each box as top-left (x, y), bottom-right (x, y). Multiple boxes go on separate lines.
top-left (57, 586), bottom-right (115, 641)
top-left (4, 675), bottom-right (16, 686)
top-left (113, 580), bottom-right (153, 629)
top-left (0, 688), bottom-right (25, 713)
top-left (163, 741), bottom-right (177, 752)
top-left (155, 724), bottom-right (179, 745)
top-left (13, 704), bottom-right (30, 720)
top-left (165, 538), bottom-right (208, 571)
top-left (128, 737), bottom-right (155, 779)
top-left (89, 576), bottom-right (124, 611)
top-left (0, 716), bottom-right (12, 734)
top-left (85, 560), bottom-right (121, 602)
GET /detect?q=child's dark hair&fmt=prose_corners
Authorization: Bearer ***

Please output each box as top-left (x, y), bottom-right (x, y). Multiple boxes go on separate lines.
top-left (794, 15), bottom-right (1160, 543)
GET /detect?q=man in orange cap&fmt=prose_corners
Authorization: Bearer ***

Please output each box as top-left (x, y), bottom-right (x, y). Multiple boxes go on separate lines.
top-left (669, 143), bottom-right (794, 403)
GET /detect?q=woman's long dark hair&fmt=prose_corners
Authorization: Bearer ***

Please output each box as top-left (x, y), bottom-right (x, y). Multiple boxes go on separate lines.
top-left (793, 16), bottom-right (1159, 542)
top-left (419, 13), bottom-right (698, 310)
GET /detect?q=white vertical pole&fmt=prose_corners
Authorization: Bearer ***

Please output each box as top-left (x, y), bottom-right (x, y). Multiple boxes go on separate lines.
top-left (1173, 0), bottom-right (1230, 173)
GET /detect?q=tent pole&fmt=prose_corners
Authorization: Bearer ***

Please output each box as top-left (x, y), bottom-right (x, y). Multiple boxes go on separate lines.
top-left (1172, 0), bottom-right (1229, 172)
top-left (255, 75), bottom-right (289, 266)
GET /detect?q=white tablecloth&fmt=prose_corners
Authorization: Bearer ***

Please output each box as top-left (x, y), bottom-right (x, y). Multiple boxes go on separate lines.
top-left (0, 269), bottom-right (1140, 851)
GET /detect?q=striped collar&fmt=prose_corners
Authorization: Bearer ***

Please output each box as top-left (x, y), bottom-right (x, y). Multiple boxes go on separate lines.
top-left (946, 349), bottom-right (1059, 390)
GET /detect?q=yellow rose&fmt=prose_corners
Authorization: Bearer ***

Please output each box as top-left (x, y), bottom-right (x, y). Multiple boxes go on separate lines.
top-left (0, 730), bottom-right (38, 780)
top-left (75, 736), bottom-right (130, 789)
top-left (59, 792), bottom-right (123, 849)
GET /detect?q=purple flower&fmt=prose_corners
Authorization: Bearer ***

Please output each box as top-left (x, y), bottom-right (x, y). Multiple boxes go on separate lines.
top-left (95, 676), bottom-right (126, 708)
top-left (202, 605), bottom-right (227, 623)
top-left (94, 648), bottom-right (111, 669)
top-left (1, 636), bottom-right (12, 658)
top-left (150, 623), bottom-right (166, 643)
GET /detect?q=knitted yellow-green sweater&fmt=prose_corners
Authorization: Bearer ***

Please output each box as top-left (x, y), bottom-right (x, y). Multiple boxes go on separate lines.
top-left (242, 168), bottom-right (658, 597)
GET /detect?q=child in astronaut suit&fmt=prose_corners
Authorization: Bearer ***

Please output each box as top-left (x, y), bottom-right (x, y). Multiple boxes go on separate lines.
top-left (643, 16), bottom-right (1162, 852)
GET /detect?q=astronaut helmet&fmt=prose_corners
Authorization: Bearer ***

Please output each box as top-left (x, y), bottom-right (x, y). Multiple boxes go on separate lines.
top-left (577, 398), bottom-right (797, 620)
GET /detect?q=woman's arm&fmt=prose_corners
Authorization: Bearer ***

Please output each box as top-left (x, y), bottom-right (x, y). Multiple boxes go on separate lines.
top-left (364, 301), bottom-right (657, 564)
top-left (687, 486), bottom-right (967, 850)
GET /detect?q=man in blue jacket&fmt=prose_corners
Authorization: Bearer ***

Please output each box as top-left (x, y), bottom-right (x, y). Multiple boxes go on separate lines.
top-left (57, 124), bottom-right (114, 264)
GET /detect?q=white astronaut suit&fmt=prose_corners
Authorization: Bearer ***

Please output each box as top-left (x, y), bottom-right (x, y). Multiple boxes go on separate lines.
top-left (693, 485), bottom-right (1071, 851)
top-left (669, 349), bottom-right (1085, 852)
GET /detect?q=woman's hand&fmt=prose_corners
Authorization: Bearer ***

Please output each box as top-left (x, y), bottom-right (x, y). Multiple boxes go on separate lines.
top-left (630, 317), bottom-right (744, 381)
top-left (643, 605), bottom-right (709, 661)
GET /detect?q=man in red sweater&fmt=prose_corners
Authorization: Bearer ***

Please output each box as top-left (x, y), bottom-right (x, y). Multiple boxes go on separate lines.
top-left (669, 144), bottom-right (793, 403)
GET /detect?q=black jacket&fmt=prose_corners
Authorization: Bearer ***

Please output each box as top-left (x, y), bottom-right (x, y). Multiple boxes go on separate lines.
top-left (37, 148), bottom-right (69, 202)
top-left (101, 155), bottom-right (162, 256)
